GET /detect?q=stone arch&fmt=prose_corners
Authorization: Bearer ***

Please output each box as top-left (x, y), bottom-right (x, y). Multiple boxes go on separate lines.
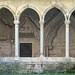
top-left (69, 4), bottom-right (75, 18)
top-left (16, 4), bottom-right (41, 20)
top-left (44, 6), bottom-right (65, 57)
top-left (0, 3), bottom-right (16, 18)
top-left (18, 5), bottom-right (40, 57)
top-left (42, 4), bottom-right (66, 20)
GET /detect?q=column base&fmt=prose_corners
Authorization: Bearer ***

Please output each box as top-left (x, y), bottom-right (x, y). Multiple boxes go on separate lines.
top-left (65, 56), bottom-right (69, 58)
top-left (40, 54), bottom-right (44, 57)
top-left (39, 54), bottom-right (45, 63)
top-left (14, 56), bottom-right (19, 60)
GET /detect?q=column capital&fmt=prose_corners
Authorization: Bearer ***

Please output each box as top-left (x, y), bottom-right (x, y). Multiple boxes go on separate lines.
top-left (64, 13), bottom-right (70, 16)
top-left (14, 16), bottom-right (20, 25)
top-left (14, 20), bottom-right (20, 25)
top-left (39, 20), bottom-right (45, 25)
top-left (65, 20), bottom-right (70, 25)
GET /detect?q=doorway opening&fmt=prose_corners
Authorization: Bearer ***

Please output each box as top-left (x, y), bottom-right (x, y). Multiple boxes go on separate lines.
top-left (20, 43), bottom-right (32, 57)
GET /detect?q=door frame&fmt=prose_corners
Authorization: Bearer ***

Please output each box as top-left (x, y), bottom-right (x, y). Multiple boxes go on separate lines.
top-left (19, 38), bottom-right (35, 57)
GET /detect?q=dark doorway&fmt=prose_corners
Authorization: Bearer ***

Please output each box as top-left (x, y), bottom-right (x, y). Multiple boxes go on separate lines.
top-left (20, 43), bottom-right (32, 57)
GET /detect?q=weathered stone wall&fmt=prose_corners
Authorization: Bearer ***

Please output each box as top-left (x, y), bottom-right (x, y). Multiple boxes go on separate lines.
top-left (0, 42), bottom-right (15, 57)
top-left (49, 24), bottom-right (65, 57)
top-left (0, 20), bottom-right (15, 57)
top-left (0, 62), bottom-right (74, 74)
top-left (69, 25), bottom-right (75, 57)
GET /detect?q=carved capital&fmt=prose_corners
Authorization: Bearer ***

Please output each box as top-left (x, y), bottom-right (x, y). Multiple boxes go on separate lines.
top-left (14, 20), bottom-right (20, 25)
top-left (39, 20), bottom-right (44, 25)
top-left (14, 16), bottom-right (20, 25)
top-left (65, 20), bottom-right (70, 25)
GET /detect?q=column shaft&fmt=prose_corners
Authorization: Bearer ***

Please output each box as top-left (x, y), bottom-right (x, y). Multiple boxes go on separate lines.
top-left (40, 21), bottom-right (44, 57)
top-left (65, 21), bottom-right (70, 57)
top-left (14, 19), bottom-right (20, 57)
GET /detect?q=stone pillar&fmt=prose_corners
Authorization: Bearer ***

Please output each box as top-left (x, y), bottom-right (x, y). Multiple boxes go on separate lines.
top-left (14, 17), bottom-right (20, 57)
top-left (39, 20), bottom-right (44, 57)
top-left (65, 20), bottom-right (70, 57)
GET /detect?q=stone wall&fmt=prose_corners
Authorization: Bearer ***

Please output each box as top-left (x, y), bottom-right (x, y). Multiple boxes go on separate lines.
top-left (0, 62), bottom-right (74, 74)
top-left (19, 13), bottom-right (40, 57)
top-left (0, 42), bottom-right (15, 57)
top-left (0, 18), bottom-right (15, 57)
top-left (69, 25), bottom-right (75, 57)
top-left (49, 24), bottom-right (65, 57)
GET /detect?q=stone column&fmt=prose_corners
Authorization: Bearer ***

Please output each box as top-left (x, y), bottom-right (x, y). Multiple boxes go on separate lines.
top-left (14, 17), bottom-right (20, 57)
top-left (65, 20), bottom-right (70, 57)
top-left (39, 20), bottom-right (44, 57)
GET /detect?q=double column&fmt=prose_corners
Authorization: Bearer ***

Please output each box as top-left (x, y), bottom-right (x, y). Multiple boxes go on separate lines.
top-left (39, 20), bottom-right (44, 57)
top-left (65, 14), bottom-right (70, 58)
top-left (14, 17), bottom-right (20, 57)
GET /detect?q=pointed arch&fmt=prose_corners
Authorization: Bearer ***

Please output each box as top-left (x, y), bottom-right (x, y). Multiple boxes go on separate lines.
top-left (69, 4), bottom-right (75, 18)
top-left (44, 4), bottom-right (65, 57)
top-left (16, 4), bottom-right (41, 20)
top-left (0, 3), bottom-right (16, 18)
top-left (42, 4), bottom-right (66, 20)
